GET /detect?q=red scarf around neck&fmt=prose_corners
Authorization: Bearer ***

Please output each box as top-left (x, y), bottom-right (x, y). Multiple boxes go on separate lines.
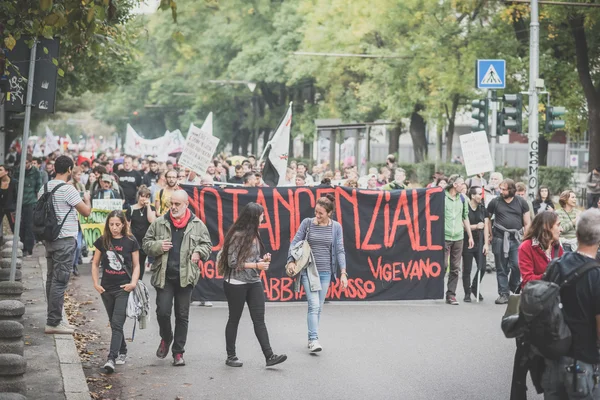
top-left (170, 208), bottom-right (191, 229)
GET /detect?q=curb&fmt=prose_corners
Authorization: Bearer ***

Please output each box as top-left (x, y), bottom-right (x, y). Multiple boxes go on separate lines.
top-left (39, 257), bottom-right (91, 400)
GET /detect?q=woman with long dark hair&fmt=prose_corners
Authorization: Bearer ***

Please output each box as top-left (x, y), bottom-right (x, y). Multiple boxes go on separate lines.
top-left (217, 202), bottom-right (287, 368)
top-left (510, 211), bottom-right (563, 398)
top-left (91, 210), bottom-right (140, 373)
top-left (287, 194), bottom-right (348, 353)
top-left (125, 185), bottom-right (156, 280)
top-left (532, 186), bottom-right (554, 215)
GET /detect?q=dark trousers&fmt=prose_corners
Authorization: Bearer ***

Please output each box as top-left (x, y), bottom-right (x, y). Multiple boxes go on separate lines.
top-left (463, 243), bottom-right (486, 295)
top-left (20, 204), bottom-right (35, 253)
top-left (45, 237), bottom-right (77, 326)
top-left (587, 193), bottom-right (600, 209)
top-left (101, 289), bottom-right (128, 360)
top-left (155, 279), bottom-right (193, 356)
top-left (223, 281), bottom-right (272, 358)
top-left (445, 240), bottom-right (464, 297)
top-left (138, 251), bottom-right (147, 281)
top-left (1, 210), bottom-right (15, 233)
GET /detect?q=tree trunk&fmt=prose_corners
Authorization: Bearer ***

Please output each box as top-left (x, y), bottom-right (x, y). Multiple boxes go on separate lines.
top-left (538, 134), bottom-right (548, 166)
top-left (445, 96), bottom-right (460, 162)
top-left (388, 123), bottom-right (401, 156)
top-left (569, 14), bottom-right (600, 172)
top-left (409, 104), bottom-right (428, 163)
top-left (436, 120), bottom-right (443, 170)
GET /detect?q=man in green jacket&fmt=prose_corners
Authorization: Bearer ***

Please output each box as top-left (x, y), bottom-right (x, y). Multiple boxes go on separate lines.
top-left (15, 154), bottom-right (42, 256)
top-left (143, 190), bottom-right (212, 367)
top-left (444, 175), bottom-right (474, 305)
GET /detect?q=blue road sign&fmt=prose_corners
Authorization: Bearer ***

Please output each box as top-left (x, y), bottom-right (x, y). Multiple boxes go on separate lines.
top-left (477, 59), bottom-right (506, 89)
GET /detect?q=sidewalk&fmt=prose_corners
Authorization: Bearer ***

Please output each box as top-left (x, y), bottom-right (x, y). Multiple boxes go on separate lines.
top-left (21, 244), bottom-right (90, 400)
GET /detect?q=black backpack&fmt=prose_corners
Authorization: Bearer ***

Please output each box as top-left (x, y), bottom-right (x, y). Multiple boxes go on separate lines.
top-left (519, 259), bottom-right (599, 360)
top-left (33, 183), bottom-right (73, 242)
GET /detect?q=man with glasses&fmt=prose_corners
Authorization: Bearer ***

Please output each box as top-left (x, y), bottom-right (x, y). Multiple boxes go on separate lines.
top-left (143, 190), bottom-right (212, 366)
top-left (155, 170), bottom-right (180, 216)
top-left (443, 175), bottom-right (474, 305)
top-left (487, 179), bottom-right (531, 304)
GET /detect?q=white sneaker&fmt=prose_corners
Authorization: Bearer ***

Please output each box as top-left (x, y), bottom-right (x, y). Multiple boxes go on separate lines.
top-left (115, 353), bottom-right (127, 365)
top-left (44, 322), bottom-right (74, 335)
top-left (199, 301), bottom-right (213, 307)
top-left (308, 340), bottom-right (322, 353)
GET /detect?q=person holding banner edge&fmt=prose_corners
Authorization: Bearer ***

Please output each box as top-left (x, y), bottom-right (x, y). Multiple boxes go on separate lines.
top-left (287, 194), bottom-right (348, 352)
top-left (217, 202), bottom-right (288, 368)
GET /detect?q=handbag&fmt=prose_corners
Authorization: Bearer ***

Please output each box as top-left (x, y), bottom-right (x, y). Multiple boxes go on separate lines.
top-left (286, 219), bottom-right (313, 278)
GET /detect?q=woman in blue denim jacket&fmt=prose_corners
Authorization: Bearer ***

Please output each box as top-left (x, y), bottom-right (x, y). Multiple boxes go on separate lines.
top-left (287, 194), bottom-right (348, 353)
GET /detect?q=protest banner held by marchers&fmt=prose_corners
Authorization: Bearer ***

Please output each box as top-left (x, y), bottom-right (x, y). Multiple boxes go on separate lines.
top-left (179, 113), bottom-right (220, 176)
top-left (183, 185), bottom-right (446, 302)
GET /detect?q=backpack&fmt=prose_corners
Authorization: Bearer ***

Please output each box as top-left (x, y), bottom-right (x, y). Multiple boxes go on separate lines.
top-left (519, 259), bottom-right (599, 360)
top-left (33, 183), bottom-right (73, 242)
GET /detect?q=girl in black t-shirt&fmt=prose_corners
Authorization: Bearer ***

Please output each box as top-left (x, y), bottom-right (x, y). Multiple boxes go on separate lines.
top-left (92, 210), bottom-right (140, 374)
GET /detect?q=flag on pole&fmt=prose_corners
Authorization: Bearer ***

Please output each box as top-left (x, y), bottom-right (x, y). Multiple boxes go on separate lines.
top-left (44, 126), bottom-right (60, 156)
top-left (262, 103), bottom-right (292, 187)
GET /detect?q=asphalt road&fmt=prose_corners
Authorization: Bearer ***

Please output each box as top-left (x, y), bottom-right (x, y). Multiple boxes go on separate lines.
top-left (82, 269), bottom-right (543, 400)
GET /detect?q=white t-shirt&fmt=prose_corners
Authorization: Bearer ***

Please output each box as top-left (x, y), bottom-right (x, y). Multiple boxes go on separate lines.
top-left (38, 180), bottom-right (82, 239)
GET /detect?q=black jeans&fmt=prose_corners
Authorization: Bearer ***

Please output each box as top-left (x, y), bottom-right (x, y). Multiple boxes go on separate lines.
top-left (101, 289), bottom-right (129, 360)
top-left (1, 210), bottom-right (15, 233)
top-left (155, 279), bottom-right (193, 356)
top-left (138, 251), bottom-right (147, 281)
top-left (463, 244), bottom-right (486, 295)
top-left (20, 204), bottom-right (35, 253)
top-left (223, 281), bottom-right (273, 358)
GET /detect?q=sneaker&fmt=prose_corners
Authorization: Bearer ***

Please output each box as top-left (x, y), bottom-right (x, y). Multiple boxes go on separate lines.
top-left (173, 353), bottom-right (185, 366)
top-left (72, 266), bottom-right (80, 277)
top-left (495, 294), bottom-right (509, 305)
top-left (445, 296), bottom-right (459, 305)
top-left (199, 301), bottom-right (213, 307)
top-left (266, 354), bottom-right (287, 367)
top-left (156, 339), bottom-right (172, 359)
top-left (115, 353), bottom-right (127, 365)
top-left (463, 293), bottom-right (472, 303)
top-left (44, 322), bottom-right (74, 335)
top-left (308, 340), bottom-right (323, 353)
top-left (104, 359), bottom-right (115, 373)
top-left (225, 356), bottom-right (243, 367)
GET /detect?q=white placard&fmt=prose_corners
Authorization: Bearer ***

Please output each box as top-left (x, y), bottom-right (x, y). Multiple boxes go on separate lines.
top-left (179, 122), bottom-right (220, 176)
top-left (570, 154), bottom-right (579, 167)
top-left (459, 131), bottom-right (494, 177)
top-left (93, 199), bottom-right (124, 211)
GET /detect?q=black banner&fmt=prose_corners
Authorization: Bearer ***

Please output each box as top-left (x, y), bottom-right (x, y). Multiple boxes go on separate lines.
top-left (182, 185), bottom-right (446, 301)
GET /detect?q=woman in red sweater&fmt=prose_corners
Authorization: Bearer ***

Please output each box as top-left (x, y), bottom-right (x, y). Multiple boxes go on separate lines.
top-left (518, 210), bottom-right (563, 288)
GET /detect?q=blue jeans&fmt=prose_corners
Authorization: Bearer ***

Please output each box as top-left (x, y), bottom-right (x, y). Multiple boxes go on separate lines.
top-left (72, 230), bottom-right (82, 269)
top-left (542, 357), bottom-right (600, 399)
top-left (492, 237), bottom-right (521, 296)
top-left (301, 271), bottom-right (331, 341)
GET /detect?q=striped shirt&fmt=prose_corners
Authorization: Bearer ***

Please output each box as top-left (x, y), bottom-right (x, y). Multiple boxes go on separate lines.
top-left (307, 223), bottom-right (333, 273)
top-left (37, 180), bottom-right (82, 239)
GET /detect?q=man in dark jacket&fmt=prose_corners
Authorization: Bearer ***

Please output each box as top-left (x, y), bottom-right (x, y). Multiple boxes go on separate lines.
top-left (540, 208), bottom-right (600, 399)
top-left (15, 155), bottom-right (41, 255)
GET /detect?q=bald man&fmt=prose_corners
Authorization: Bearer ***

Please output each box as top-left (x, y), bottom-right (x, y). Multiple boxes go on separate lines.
top-left (143, 190), bottom-right (212, 366)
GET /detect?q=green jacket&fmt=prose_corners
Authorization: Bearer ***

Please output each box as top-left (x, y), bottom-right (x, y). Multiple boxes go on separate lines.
top-left (15, 166), bottom-right (41, 205)
top-left (142, 214), bottom-right (212, 289)
top-left (444, 190), bottom-right (468, 241)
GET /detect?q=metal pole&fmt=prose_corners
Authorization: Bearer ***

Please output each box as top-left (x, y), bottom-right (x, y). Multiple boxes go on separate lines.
top-left (10, 40), bottom-right (37, 282)
top-left (527, 0), bottom-right (540, 202)
top-left (489, 90), bottom-right (498, 171)
top-left (0, 99), bottom-right (5, 162)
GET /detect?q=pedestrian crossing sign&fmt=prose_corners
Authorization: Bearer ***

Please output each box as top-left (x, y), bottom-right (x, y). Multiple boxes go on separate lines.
top-left (477, 59), bottom-right (506, 89)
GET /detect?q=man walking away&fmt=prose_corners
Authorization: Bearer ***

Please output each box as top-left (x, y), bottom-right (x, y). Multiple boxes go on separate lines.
top-left (39, 156), bottom-right (91, 334)
top-left (540, 208), bottom-right (600, 399)
top-left (586, 166), bottom-right (600, 209)
top-left (15, 154), bottom-right (42, 256)
top-left (143, 190), bottom-right (212, 366)
top-left (487, 179), bottom-right (531, 305)
top-left (444, 175), bottom-right (474, 305)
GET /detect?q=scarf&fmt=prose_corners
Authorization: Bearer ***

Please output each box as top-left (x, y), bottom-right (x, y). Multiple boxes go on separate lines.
top-left (170, 208), bottom-right (191, 229)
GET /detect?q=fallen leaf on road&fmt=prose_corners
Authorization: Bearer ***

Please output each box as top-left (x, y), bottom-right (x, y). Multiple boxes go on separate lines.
top-left (105, 384), bottom-right (112, 389)
top-left (183, 383), bottom-right (192, 387)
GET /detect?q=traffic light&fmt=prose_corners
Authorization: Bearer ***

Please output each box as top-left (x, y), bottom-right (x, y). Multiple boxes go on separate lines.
top-left (545, 106), bottom-right (566, 133)
top-left (500, 94), bottom-right (523, 135)
top-left (471, 99), bottom-right (488, 132)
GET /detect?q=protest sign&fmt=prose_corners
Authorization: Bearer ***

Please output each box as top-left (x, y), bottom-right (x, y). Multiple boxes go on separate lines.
top-left (179, 117), bottom-right (219, 176)
top-left (79, 209), bottom-right (112, 251)
top-left (459, 130), bottom-right (494, 176)
top-left (182, 185), bottom-right (445, 302)
top-left (92, 199), bottom-right (124, 211)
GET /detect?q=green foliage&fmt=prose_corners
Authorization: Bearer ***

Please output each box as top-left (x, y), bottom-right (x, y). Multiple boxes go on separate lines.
top-left (538, 167), bottom-right (574, 195)
top-left (495, 167), bottom-right (527, 182)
